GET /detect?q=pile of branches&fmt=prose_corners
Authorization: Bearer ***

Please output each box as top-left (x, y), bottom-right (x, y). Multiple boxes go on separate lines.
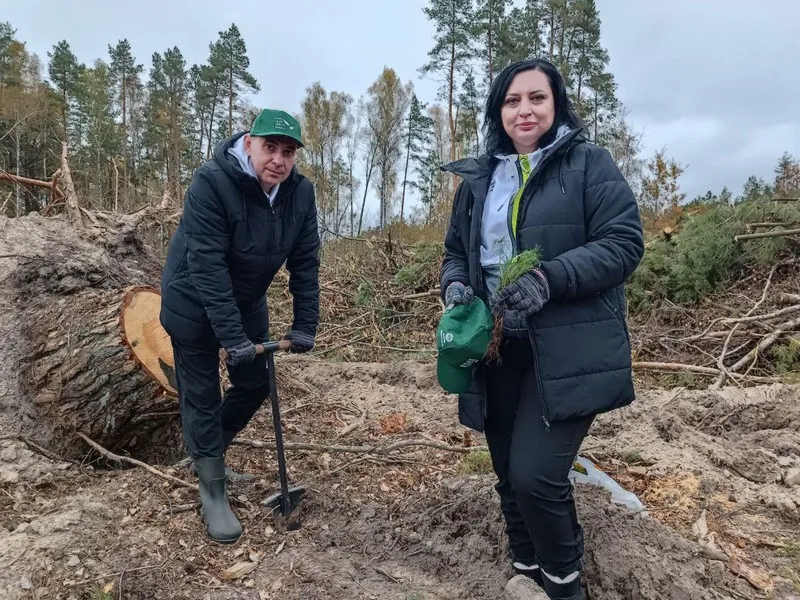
top-left (630, 252), bottom-right (800, 388)
top-left (267, 234), bottom-right (445, 361)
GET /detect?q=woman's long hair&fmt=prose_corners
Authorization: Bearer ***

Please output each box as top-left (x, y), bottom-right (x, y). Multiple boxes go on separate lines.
top-left (483, 58), bottom-right (586, 156)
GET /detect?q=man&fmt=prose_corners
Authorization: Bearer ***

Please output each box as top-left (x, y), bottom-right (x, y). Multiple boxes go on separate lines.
top-left (160, 108), bottom-right (320, 544)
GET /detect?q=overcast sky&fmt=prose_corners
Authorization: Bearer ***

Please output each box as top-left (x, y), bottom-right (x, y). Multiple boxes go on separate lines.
top-left (3, 0), bottom-right (798, 212)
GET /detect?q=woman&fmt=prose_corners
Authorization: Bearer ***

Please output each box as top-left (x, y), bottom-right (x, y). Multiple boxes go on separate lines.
top-left (439, 58), bottom-right (644, 599)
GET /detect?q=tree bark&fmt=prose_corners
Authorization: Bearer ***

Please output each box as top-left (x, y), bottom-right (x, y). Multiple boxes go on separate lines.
top-left (23, 286), bottom-right (180, 456)
top-left (2, 210), bottom-right (176, 461)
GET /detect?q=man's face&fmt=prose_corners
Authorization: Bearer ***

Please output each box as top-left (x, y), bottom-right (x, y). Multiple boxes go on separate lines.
top-left (245, 135), bottom-right (298, 188)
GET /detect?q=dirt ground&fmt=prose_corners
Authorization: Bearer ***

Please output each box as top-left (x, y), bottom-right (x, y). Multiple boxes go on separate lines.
top-left (1, 357), bottom-right (799, 600)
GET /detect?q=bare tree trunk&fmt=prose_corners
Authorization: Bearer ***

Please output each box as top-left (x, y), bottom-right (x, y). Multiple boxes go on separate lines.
top-left (14, 129), bottom-right (21, 216)
top-left (358, 148), bottom-right (376, 236)
top-left (61, 142), bottom-right (85, 229)
top-left (400, 117), bottom-right (412, 226)
top-left (113, 158), bottom-right (120, 212)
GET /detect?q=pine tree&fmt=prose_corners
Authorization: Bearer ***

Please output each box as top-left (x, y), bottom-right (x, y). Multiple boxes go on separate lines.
top-left (456, 70), bottom-right (481, 156)
top-left (108, 41), bottom-right (143, 148)
top-left (209, 24), bottom-right (259, 139)
top-left (473, 0), bottom-right (513, 86)
top-left (738, 176), bottom-right (772, 203)
top-left (146, 47), bottom-right (188, 205)
top-left (0, 21), bottom-right (20, 96)
top-left (73, 60), bottom-right (118, 208)
top-left (400, 93), bottom-right (434, 225)
top-left (47, 40), bottom-right (83, 140)
top-left (773, 152), bottom-right (800, 199)
top-left (505, 0), bottom-right (546, 65)
top-left (420, 0), bottom-right (474, 166)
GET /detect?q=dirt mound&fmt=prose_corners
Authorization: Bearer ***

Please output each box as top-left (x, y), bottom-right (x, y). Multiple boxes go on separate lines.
top-left (1, 359), bottom-right (798, 599)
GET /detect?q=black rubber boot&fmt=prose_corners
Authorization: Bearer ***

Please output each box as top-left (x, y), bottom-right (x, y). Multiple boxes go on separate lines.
top-left (189, 430), bottom-right (255, 482)
top-left (194, 457), bottom-right (243, 544)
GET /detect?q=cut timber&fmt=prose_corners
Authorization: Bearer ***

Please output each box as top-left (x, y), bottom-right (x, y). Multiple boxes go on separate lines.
top-left (120, 287), bottom-right (177, 396)
top-left (1, 212), bottom-right (180, 461)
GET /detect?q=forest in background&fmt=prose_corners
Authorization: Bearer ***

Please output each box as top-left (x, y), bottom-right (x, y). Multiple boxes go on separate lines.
top-left (2, 0), bottom-right (798, 240)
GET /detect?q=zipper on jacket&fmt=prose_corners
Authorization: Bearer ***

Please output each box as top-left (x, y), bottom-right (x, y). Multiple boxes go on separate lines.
top-left (528, 328), bottom-right (551, 431)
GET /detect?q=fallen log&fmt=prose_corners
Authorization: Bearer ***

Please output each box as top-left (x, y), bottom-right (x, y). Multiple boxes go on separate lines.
top-left (1, 212), bottom-right (180, 460)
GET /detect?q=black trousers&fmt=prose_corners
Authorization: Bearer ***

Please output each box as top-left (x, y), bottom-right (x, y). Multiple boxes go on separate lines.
top-left (484, 337), bottom-right (594, 582)
top-left (171, 340), bottom-right (270, 459)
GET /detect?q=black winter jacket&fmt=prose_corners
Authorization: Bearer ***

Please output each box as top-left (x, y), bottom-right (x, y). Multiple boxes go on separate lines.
top-left (160, 132), bottom-right (320, 350)
top-left (440, 129), bottom-right (644, 431)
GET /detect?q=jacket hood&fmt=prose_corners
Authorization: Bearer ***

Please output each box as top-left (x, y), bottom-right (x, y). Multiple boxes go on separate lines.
top-left (212, 132), bottom-right (300, 191)
top-left (441, 126), bottom-right (587, 188)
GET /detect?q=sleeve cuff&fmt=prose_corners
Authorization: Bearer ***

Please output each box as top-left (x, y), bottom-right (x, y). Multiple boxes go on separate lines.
top-left (540, 259), bottom-right (570, 302)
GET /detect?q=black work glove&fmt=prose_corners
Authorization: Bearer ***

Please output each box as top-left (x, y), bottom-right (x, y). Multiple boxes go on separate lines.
top-left (284, 330), bottom-right (315, 353)
top-left (444, 281), bottom-right (474, 307)
top-left (225, 340), bottom-right (257, 366)
top-left (490, 268), bottom-right (550, 319)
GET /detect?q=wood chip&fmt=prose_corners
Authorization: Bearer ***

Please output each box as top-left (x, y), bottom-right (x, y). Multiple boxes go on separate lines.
top-left (221, 561), bottom-right (258, 581)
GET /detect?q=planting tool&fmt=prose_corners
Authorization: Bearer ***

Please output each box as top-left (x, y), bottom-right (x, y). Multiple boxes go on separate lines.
top-left (259, 340), bottom-right (306, 517)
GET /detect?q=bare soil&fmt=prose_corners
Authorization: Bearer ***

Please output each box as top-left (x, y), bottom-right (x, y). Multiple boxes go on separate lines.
top-left (1, 357), bottom-right (799, 600)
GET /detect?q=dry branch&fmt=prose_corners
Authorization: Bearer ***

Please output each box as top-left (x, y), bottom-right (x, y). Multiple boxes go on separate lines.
top-left (724, 316), bottom-right (800, 375)
top-left (713, 263), bottom-right (780, 388)
top-left (632, 362), bottom-right (776, 383)
top-left (232, 437), bottom-right (488, 456)
top-left (78, 433), bottom-right (197, 490)
top-left (0, 170), bottom-right (64, 198)
top-left (734, 228), bottom-right (800, 242)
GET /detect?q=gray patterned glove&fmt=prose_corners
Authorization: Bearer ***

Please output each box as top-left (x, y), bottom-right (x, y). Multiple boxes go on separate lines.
top-left (490, 268), bottom-right (550, 319)
top-left (226, 340), bottom-right (257, 366)
top-left (284, 330), bottom-right (315, 353)
top-left (444, 282), bottom-right (474, 307)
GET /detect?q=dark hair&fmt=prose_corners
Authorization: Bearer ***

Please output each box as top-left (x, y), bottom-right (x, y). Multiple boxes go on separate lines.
top-left (483, 58), bottom-right (585, 156)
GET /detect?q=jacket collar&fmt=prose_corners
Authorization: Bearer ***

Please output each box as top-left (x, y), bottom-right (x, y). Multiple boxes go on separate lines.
top-left (441, 127), bottom-right (585, 191)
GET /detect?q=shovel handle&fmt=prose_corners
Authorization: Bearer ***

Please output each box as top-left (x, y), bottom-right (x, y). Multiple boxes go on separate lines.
top-left (257, 339), bottom-right (293, 354)
top-left (219, 339), bottom-right (292, 362)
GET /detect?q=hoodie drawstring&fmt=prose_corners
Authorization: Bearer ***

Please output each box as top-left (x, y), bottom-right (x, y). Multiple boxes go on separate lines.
top-left (559, 152), bottom-right (567, 194)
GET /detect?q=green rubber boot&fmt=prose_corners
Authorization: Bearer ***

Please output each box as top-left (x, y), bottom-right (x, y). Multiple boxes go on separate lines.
top-left (194, 457), bottom-right (243, 544)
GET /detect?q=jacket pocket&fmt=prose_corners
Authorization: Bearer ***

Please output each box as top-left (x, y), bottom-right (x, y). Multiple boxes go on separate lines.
top-left (599, 290), bottom-right (630, 345)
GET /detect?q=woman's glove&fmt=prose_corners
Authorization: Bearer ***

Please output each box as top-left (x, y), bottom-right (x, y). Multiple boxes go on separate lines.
top-left (444, 281), bottom-right (474, 306)
top-left (490, 268), bottom-right (550, 319)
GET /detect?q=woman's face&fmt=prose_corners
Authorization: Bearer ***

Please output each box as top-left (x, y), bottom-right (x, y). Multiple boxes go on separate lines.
top-left (500, 69), bottom-right (555, 154)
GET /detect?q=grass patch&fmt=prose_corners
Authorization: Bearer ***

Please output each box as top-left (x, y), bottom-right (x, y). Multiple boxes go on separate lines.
top-left (460, 449), bottom-right (493, 475)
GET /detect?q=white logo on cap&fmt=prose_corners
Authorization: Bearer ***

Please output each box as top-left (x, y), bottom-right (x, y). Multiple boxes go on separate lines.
top-left (275, 117), bottom-right (295, 131)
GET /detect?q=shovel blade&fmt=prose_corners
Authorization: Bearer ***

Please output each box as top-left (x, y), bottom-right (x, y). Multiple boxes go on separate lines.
top-left (261, 486), bottom-right (306, 515)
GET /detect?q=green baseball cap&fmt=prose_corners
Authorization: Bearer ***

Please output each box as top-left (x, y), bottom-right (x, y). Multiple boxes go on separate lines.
top-left (436, 297), bottom-right (493, 393)
top-left (250, 108), bottom-right (304, 148)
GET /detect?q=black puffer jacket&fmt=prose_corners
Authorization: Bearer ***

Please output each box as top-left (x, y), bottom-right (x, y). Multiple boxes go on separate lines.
top-left (440, 129), bottom-right (644, 431)
top-left (160, 132), bottom-right (320, 349)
